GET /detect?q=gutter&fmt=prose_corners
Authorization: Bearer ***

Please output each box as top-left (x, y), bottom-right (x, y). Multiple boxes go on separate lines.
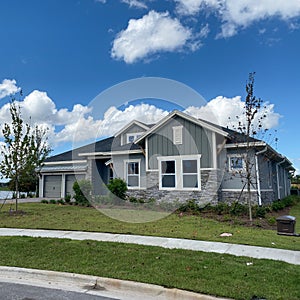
top-left (276, 158), bottom-right (286, 200)
top-left (255, 146), bottom-right (268, 206)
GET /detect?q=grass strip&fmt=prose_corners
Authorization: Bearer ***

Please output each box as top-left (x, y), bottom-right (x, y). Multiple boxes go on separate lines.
top-left (0, 203), bottom-right (299, 251)
top-left (290, 203), bottom-right (300, 233)
top-left (0, 236), bottom-right (299, 300)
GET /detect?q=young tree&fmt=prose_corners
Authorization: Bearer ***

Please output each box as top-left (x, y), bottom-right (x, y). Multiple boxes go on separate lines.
top-left (229, 73), bottom-right (267, 221)
top-left (0, 100), bottom-right (51, 211)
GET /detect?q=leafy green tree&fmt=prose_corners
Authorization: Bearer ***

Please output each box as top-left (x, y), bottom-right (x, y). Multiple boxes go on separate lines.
top-left (8, 126), bottom-right (51, 194)
top-left (0, 100), bottom-right (51, 211)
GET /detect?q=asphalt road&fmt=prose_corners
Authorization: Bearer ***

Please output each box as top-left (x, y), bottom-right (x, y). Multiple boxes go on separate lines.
top-left (0, 282), bottom-right (119, 300)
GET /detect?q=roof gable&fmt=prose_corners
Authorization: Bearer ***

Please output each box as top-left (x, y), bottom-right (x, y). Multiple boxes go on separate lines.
top-left (135, 110), bottom-right (229, 144)
top-left (114, 120), bottom-right (150, 137)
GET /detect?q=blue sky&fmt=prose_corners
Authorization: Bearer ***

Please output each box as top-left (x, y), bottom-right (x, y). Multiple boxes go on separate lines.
top-left (0, 0), bottom-right (300, 173)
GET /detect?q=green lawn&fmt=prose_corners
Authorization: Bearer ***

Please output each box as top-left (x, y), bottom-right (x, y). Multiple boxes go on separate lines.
top-left (0, 236), bottom-right (299, 300)
top-left (0, 202), bottom-right (300, 251)
top-left (290, 203), bottom-right (300, 232)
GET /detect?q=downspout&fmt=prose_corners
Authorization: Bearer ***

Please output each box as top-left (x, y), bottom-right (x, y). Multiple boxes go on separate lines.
top-left (255, 146), bottom-right (268, 206)
top-left (276, 158), bottom-right (286, 200)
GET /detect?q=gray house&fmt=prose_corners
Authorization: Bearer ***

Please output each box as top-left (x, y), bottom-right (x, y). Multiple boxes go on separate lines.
top-left (39, 110), bottom-right (294, 205)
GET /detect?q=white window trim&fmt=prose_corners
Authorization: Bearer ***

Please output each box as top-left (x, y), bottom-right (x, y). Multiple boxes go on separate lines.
top-left (172, 126), bottom-right (183, 145)
top-left (124, 159), bottom-right (141, 189)
top-left (158, 155), bottom-right (201, 191)
top-left (228, 154), bottom-right (246, 173)
top-left (126, 132), bottom-right (144, 144)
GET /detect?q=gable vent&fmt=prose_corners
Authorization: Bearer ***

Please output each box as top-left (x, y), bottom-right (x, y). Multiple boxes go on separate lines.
top-left (173, 126), bottom-right (183, 145)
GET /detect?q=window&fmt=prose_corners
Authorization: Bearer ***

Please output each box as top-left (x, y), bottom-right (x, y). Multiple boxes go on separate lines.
top-left (126, 132), bottom-right (143, 144)
top-left (126, 161), bottom-right (140, 188)
top-left (161, 160), bottom-right (176, 188)
top-left (182, 159), bottom-right (198, 188)
top-left (228, 155), bottom-right (245, 172)
top-left (173, 126), bottom-right (183, 145)
top-left (158, 155), bottom-right (201, 190)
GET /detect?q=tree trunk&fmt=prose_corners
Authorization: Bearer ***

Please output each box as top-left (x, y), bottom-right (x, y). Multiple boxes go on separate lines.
top-left (247, 180), bottom-right (252, 222)
top-left (15, 177), bottom-right (18, 212)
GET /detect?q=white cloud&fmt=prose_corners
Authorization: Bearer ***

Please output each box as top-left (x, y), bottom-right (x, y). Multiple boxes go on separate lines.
top-left (175, 0), bottom-right (220, 16)
top-left (175, 0), bottom-right (300, 38)
top-left (121, 0), bottom-right (148, 9)
top-left (199, 23), bottom-right (210, 38)
top-left (0, 89), bottom-right (281, 150)
top-left (99, 104), bottom-right (168, 135)
top-left (111, 10), bottom-right (192, 63)
top-left (184, 95), bottom-right (281, 131)
top-left (0, 79), bottom-right (21, 99)
top-left (0, 89), bottom-right (169, 146)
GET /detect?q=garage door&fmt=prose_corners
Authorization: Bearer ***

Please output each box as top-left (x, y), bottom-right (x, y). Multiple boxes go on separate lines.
top-left (65, 174), bottom-right (85, 196)
top-left (44, 175), bottom-right (62, 198)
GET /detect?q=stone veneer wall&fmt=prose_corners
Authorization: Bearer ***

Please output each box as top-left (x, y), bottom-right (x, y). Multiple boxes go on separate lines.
top-left (220, 190), bottom-right (275, 205)
top-left (127, 169), bottom-right (276, 206)
top-left (127, 169), bottom-right (221, 207)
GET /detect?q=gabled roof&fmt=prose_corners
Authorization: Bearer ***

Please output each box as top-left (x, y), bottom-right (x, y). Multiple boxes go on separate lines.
top-left (135, 110), bottom-right (229, 144)
top-left (114, 120), bottom-right (151, 137)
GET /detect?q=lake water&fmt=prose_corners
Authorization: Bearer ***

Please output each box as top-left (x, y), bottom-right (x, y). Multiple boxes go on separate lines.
top-left (0, 191), bottom-right (13, 199)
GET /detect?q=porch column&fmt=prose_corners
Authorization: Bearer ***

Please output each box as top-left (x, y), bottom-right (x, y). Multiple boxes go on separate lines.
top-left (39, 174), bottom-right (44, 198)
top-left (61, 174), bottom-right (66, 198)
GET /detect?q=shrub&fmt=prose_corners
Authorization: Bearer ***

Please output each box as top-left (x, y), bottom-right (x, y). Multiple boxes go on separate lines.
top-left (212, 202), bottom-right (230, 215)
top-left (282, 195), bottom-right (296, 207)
top-left (107, 178), bottom-right (127, 200)
top-left (64, 194), bottom-right (71, 204)
top-left (267, 216), bottom-right (277, 226)
top-left (128, 196), bottom-right (147, 204)
top-left (253, 206), bottom-right (267, 218)
top-left (271, 200), bottom-right (285, 212)
top-left (177, 199), bottom-right (200, 214)
top-left (229, 202), bottom-right (248, 216)
top-left (73, 180), bottom-right (92, 206)
top-left (57, 199), bottom-right (65, 205)
top-left (41, 199), bottom-right (48, 204)
top-left (49, 199), bottom-right (57, 204)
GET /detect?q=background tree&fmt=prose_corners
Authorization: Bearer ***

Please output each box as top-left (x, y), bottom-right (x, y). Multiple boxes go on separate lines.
top-left (0, 100), bottom-right (51, 211)
top-left (8, 125), bottom-right (51, 195)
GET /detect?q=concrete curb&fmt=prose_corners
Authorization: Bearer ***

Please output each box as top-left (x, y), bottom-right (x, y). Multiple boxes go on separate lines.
top-left (0, 266), bottom-right (230, 300)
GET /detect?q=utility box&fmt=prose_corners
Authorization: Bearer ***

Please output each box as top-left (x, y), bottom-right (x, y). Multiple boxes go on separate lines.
top-left (276, 215), bottom-right (296, 236)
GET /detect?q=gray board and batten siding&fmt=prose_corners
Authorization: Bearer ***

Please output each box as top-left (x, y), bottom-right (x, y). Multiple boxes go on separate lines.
top-left (147, 116), bottom-right (220, 170)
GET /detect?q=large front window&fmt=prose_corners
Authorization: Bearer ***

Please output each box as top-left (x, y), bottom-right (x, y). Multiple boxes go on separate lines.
top-left (126, 161), bottom-right (140, 188)
top-left (158, 155), bottom-right (201, 190)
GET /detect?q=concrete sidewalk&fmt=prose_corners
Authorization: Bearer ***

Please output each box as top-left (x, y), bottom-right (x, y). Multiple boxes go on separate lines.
top-left (0, 228), bottom-right (299, 265)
